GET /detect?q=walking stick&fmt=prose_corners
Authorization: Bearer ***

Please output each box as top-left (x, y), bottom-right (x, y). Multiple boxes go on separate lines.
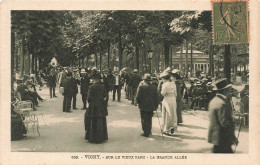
top-left (156, 110), bottom-right (164, 139)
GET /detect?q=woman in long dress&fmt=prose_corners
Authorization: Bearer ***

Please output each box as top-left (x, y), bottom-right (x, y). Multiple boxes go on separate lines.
top-left (85, 73), bottom-right (108, 143)
top-left (160, 73), bottom-right (177, 135)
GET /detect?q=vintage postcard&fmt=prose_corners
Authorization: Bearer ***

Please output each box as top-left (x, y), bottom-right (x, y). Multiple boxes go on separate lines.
top-left (0, 0), bottom-right (259, 165)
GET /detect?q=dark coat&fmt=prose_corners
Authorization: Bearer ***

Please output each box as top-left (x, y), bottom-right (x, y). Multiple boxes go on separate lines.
top-left (87, 82), bottom-right (108, 117)
top-left (129, 73), bottom-right (142, 89)
top-left (136, 80), bottom-right (159, 112)
top-left (72, 78), bottom-right (80, 94)
top-left (61, 77), bottom-right (74, 96)
top-left (47, 74), bottom-right (56, 87)
top-left (80, 75), bottom-right (90, 95)
top-left (208, 94), bottom-right (236, 146)
top-left (106, 74), bottom-right (115, 91)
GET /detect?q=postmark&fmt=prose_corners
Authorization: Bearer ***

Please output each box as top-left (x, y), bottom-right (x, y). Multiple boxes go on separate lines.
top-left (212, 0), bottom-right (249, 45)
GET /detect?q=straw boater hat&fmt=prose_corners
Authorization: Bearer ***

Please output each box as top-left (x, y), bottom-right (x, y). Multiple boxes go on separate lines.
top-left (196, 81), bottom-right (202, 86)
top-left (133, 69), bottom-right (138, 73)
top-left (80, 68), bottom-right (87, 74)
top-left (206, 82), bottom-right (212, 86)
top-left (143, 74), bottom-right (152, 81)
top-left (212, 78), bottom-right (232, 91)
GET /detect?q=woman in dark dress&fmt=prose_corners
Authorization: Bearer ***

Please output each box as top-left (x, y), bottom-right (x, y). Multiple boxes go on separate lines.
top-left (84, 73), bottom-right (108, 143)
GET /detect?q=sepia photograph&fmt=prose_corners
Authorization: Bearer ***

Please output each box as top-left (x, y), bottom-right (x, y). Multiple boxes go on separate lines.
top-left (1, 0), bottom-right (259, 164)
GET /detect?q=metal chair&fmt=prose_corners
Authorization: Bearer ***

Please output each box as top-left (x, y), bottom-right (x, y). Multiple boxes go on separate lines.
top-left (14, 100), bottom-right (40, 136)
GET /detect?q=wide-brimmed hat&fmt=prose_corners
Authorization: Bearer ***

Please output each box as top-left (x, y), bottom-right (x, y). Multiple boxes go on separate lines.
top-left (143, 74), bottom-right (152, 81)
top-left (212, 78), bottom-right (232, 91)
top-left (80, 69), bottom-right (87, 74)
top-left (159, 71), bottom-right (170, 78)
top-left (171, 73), bottom-right (181, 80)
top-left (133, 69), bottom-right (138, 73)
top-left (172, 69), bottom-right (180, 74)
top-left (164, 67), bottom-right (172, 73)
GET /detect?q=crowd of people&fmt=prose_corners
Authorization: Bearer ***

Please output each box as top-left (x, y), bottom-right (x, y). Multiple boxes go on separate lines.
top-left (11, 65), bottom-right (249, 153)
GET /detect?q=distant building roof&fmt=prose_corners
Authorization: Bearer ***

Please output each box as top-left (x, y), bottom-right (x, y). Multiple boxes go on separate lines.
top-left (175, 50), bottom-right (204, 54)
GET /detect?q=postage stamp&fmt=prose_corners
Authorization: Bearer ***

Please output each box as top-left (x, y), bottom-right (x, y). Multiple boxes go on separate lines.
top-left (212, 0), bottom-right (249, 45)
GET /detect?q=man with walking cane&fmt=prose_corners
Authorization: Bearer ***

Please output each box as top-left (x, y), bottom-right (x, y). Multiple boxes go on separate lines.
top-left (208, 78), bottom-right (238, 153)
top-left (135, 74), bottom-right (159, 137)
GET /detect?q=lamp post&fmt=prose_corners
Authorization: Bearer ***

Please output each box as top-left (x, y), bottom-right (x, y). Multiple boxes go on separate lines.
top-left (147, 50), bottom-right (153, 74)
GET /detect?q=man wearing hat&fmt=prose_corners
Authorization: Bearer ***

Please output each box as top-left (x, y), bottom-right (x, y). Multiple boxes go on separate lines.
top-left (60, 72), bottom-right (74, 113)
top-left (129, 69), bottom-right (142, 105)
top-left (47, 70), bottom-right (57, 98)
top-left (208, 78), bottom-right (238, 153)
top-left (80, 69), bottom-right (90, 110)
top-left (135, 74), bottom-right (159, 137)
top-left (112, 70), bottom-right (123, 102)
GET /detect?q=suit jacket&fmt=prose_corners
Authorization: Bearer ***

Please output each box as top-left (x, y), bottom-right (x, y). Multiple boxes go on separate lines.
top-left (80, 75), bottom-right (90, 95)
top-left (208, 94), bottom-right (236, 146)
top-left (87, 82), bottom-right (108, 117)
top-left (47, 74), bottom-right (56, 87)
top-left (61, 77), bottom-right (74, 96)
top-left (136, 80), bottom-right (159, 112)
top-left (129, 73), bottom-right (142, 89)
top-left (72, 77), bottom-right (80, 94)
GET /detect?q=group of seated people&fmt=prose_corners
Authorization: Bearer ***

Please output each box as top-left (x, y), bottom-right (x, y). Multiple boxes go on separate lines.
top-left (13, 74), bottom-right (45, 111)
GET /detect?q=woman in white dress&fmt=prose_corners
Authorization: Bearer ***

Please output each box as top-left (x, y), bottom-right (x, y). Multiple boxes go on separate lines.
top-left (160, 72), bottom-right (177, 135)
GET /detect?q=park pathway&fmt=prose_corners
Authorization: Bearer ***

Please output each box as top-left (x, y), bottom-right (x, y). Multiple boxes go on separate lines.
top-left (11, 87), bottom-right (248, 153)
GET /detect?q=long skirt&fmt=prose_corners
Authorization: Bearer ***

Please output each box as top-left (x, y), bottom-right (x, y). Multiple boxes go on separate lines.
top-left (161, 95), bottom-right (177, 133)
top-left (11, 114), bottom-right (27, 141)
top-left (85, 115), bottom-right (108, 143)
top-left (176, 99), bottom-right (183, 124)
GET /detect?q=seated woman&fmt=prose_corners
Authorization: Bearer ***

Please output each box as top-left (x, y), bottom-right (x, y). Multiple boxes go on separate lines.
top-left (11, 103), bottom-right (27, 141)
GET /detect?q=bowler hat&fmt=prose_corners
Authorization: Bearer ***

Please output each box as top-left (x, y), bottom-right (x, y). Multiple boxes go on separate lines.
top-left (143, 74), bottom-right (152, 81)
top-left (91, 73), bottom-right (101, 80)
top-left (212, 78), bottom-right (232, 91)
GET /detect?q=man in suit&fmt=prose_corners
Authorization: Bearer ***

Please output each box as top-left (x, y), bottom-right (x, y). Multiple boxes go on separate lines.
top-left (208, 78), bottom-right (238, 153)
top-left (112, 71), bottom-right (123, 102)
top-left (61, 72), bottom-right (74, 113)
top-left (135, 74), bottom-right (159, 137)
top-left (80, 69), bottom-right (90, 110)
top-left (47, 70), bottom-right (57, 98)
top-left (71, 69), bottom-right (80, 109)
top-left (129, 69), bottom-right (142, 105)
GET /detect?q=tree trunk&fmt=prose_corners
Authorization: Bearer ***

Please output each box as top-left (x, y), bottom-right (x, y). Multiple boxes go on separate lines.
top-left (180, 44), bottom-right (183, 74)
top-left (11, 31), bottom-right (15, 91)
top-left (35, 56), bottom-right (38, 73)
top-left (107, 40), bottom-right (110, 69)
top-left (21, 36), bottom-right (25, 76)
top-left (190, 42), bottom-right (193, 77)
top-left (95, 53), bottom-right (98, 68)
top-left (185, 40), bottom-right (189, 78)
top-left (32, 55), bottom-right (35, 73)
top-left (100, 52), bottom-right (102, 73)
top-left (224, 45), bottom-right (231, 83)
top-left (170, 46), bottom-right (173, 69)
top-left (135, 45), bottom-right (139, 70)
top-left (164, 41), bottom-right (170, 68)
top-left (118, 31), bottom-right (123, 70)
